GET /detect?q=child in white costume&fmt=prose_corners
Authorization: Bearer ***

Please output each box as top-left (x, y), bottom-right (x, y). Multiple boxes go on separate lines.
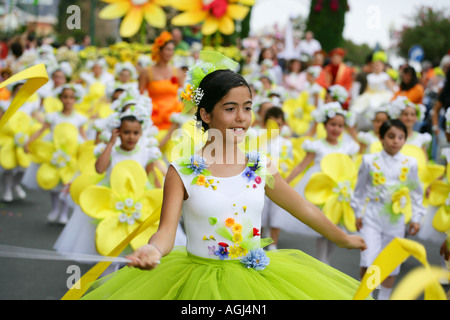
top-left (351, 119), bottom-right (424, 300)
top-left (280, 102), bottom-right (360, 265)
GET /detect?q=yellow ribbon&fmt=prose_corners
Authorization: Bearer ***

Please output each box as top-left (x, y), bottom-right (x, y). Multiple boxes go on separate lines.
top-left (61, 204), bottom-right (162, 300)
top-left (0, 64), bottom-right (49, 130)
top-left (353, 238), bottom-right (448, 300)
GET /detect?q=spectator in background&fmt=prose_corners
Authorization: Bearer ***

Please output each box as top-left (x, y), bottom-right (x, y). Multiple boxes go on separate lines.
top-left (392, 65), bottom-right (424, 104)
top-left (171, 28), bottom-right (190, 51)
top-left (295, 31), bottom-right (322, 59)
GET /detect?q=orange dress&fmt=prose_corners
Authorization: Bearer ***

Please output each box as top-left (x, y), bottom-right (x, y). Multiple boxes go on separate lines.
top-left (145, 66), bottom-right (183, 130)
top-left (391, 84), bottom-right (424, 104)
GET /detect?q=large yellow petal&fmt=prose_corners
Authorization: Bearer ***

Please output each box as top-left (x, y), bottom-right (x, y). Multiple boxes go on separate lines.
top-left (28, 140), bottom-right (55, 164)
top-left (320, 153), bottom-right (357, 185)
top-left (218, 15), bottom-right (235, 35)
top-left (59, 161), bottom-right (78, 184)
top-left (419, 164), bottom-right (445, 186)
top-left (304, 172), bottom-right (335, 205)
top-left (428, 181), bottom-right (450, 207)
top-left (202, 16), bottom-right (220, 35)
top-left (43, 96), bottom-right (63, 113)
top-left (130, 223), bottom-right (159, 250)
top-left (120, 7), bottom-right (144, 38)
top-left (432, 206), bottom-right (450, 233)
top-left (110, 160), bottom-right (148, 199)
top-left (53, 123), bottom-right (79, 155)
top-left (143, 3), bottom-right (167, 28)
top-left (95, 216), bottom-right (130, 256)
top-left (80, 186), bottom-right (115, 220)
top-left (99, 1), bottom-right (131, 20)
top-left (171, 10), bottom-right (208, 26)
top-left (140, 188), bottom-right (164, 217)
top-left (227, 4), bottom-right (249, 20)
top-left (16, 147), bottom-right (31, 168)
top-left (70, 173), bottom-right (105, 205)
top-left (323, 195), bottom-right (342, 225)
top-left (5, 111), bottom-right (31, 133)
top-left (170, 0), bottom-right (202, 11)
top-left (0, 142), bottom-right (17, 169)
top-left (37, 163), bottom-right (60, 190)
top-left (342, 201), bottom-right (357, 232)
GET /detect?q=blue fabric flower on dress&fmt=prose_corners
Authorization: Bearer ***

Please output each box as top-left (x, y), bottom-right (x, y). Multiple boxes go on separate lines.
top-left (187, 154), bottom-right (208, 175)
top-left (214, 245), bottom-right (229, 260)
top-left (240, 249), bottom-right (270, 271)
top-left (242, 167), bottom-right (256, 182)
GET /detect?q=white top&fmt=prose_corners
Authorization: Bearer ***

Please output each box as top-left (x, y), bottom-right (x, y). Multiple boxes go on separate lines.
top-left (45, 111), bottom-right (88, 131)
top-left (366, 72), bottom-right (391, 92)
top-left (296, 39), bottom-right (322, 58)
top-left (171, 153), bottom-right (268, 261)
top-left (357, 131), bottom-right (379, 147)
top-left (407, 131), bottom-right (432, 149)
top-left (302, 138), bottom-right (360, 163)
top-left (351, 150), bottom-right (425, 235)
top-left (0, 99), bottom-right (39, 117)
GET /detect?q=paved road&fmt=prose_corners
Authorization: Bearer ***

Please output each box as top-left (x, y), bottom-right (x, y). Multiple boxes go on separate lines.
top-left (0, 187), bottom-right (448, 300)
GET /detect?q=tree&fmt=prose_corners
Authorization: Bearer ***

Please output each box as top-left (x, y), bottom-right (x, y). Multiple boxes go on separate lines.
top-left (306, 0), bottom-right (350, 52)
top-left (397, 6), bottom-right (450, 66)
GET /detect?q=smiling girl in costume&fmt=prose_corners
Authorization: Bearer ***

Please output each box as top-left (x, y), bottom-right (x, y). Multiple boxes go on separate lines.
top-left (351, 119), bottom-right (425, 299)
top-left (79, 51), bottom-right (368, 300)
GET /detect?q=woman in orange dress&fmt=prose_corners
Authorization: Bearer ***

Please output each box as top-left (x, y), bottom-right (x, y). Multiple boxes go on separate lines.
top-left (391, 65), bottom-right (424, 104)
top-left (139, 31), bottom-right (185, 131)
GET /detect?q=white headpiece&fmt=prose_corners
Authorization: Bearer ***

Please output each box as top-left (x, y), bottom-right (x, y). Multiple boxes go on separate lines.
top-left (328, 85), bottom-right (349, 104)
top-left (312, 102), bottom-right (355, 127)
top-left (387, 96), bottom-right (426, 121)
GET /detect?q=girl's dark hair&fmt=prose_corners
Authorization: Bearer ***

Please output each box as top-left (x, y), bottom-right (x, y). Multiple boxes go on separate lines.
top-left (400, 66), bottom-right (419, 91)
top-left (379, 119), bottom-right (408, 139)
top-left (195, 69), bottom-right (252, 131)
top-left (120, 115), bottom-right (142, 127)
top-left (264, 106), bottom-right (284, 124)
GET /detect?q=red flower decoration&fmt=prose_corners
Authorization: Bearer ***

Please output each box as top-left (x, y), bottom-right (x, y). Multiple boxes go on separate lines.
top-left (218, 242), bottom-right (229, 248)
top-left (255, 176), bottom-right (262, 184)
top-left (203, 0), bottom-right (228, 19)
top-left (253, 228), bottom-right (260, 237)
top-left (170, 76), bottom-right (178, 85)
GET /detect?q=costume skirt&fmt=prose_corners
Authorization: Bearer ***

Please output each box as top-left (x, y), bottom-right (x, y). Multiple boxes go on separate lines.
top-left (81, 247), bottom-right (367, 300)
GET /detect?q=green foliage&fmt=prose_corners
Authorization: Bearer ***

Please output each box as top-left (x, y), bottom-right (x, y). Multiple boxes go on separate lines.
top-left (306, 0), bottom-right (349, 52)
top-left (397, 6), bottom-right (450, 65)
top-left (342, 39), bottom-right (374, 67)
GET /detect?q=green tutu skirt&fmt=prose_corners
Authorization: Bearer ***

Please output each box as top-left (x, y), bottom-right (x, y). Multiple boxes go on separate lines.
top-left (82, 247), bottom-right (365, 300)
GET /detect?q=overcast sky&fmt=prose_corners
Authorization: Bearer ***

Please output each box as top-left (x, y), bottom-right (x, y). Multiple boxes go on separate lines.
top-left (250, 0), bottom-right (450, 48)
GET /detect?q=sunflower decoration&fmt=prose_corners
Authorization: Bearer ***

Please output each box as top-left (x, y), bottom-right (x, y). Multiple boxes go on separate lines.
top-left (427, 164), bottom-right (450, 234)
top-left (28, 123), bottom-right (80, 190)
top-left (0, 111), bottom-right (41, 170)
top-left (304, 153), bottom-right (358, 232)
top-left (79, 160), bottom-right (163, 256)
top-left (171, 0), bottom-right (255, 36)
top-left (99, 0), bottom-right (169, 38)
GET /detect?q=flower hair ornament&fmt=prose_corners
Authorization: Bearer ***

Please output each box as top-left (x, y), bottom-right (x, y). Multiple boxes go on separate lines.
top-left (114, 61), bottom-right (138, 80)
top-left (151, 31), bottom-right (173, 62)
top-left (327, 85), bottom-right (349, 105)
top-left (312, 101), bottom-right (356, 127)
top-left (180, 50), bottom-right (240, 113)
top-left (306, 65), bottom-right (322, 79)
top-left (365, 103), bottom-right (390, 122)
top-left (388, 96), bottom-right (426, 121)
top-left (57, 83), bottom-right (86, 103)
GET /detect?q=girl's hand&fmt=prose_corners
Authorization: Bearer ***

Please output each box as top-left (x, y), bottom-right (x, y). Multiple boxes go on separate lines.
top-left (408, 222), bottom-right (420, 236)
top-left (109, 128), bottom-right (120, 145)
top-left (355, 218), bottom-right (363, 231)
top-left (339, 235), bottom-right (367, 251)
top-left (126, 244), bottom-right (162, 270)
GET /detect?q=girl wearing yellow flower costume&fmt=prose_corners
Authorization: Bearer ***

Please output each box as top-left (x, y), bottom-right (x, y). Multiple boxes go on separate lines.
top-left (80, 51), bottom-right (368, 300)
top-left (23, 84), bottom-right (88, 224)
top-left (279, 102), bottom-right (359, 265)
top-left (351, 119), bottom-right (425, 300)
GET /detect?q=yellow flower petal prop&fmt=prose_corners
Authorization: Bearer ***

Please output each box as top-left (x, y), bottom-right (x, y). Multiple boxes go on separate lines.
top-left (35, 123), bottom-right (80, 190)
top-left (171, 0), bottom-right (253, 36)
top-left (432, 206), bottom-right (450, 233)
top-left (353, 238), bottom-right (448, 300)
top-left (62, 200), bottom-right (162, 300)
top-left (391, 187), bottom-right (412, 223)
top-left (79, 160), bottom-right (163, 256)
top-left (305, 153), bottom-right (358, 232)
top-left (0, 64), bottom-right (49, 130)
top-left (43, 96), bottom-right (63, 113)
top-left (99, 0), bottom-right (167, 38)
top-left (427, 176), bottom-right (450, 233)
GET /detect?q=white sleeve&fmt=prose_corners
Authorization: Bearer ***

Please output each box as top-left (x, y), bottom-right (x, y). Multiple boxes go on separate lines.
top-left (409, 159), bottom-right (426, 224)
top-left (351, 156), bottom-right (371, 219)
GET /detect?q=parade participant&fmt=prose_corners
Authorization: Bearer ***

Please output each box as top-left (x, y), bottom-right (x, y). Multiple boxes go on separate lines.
top-left (356, 104), bottom-right (390, 154)
top-left (138, 31), bottom-right (184, 131)
top-left (80, 52), bottom-right (367, 300)
top-left (392, 65), bottom-right (424, 104)
top-left (352, 119), bottom-right (424, 299)
top-left (281, 102), bottom-right (359, 265)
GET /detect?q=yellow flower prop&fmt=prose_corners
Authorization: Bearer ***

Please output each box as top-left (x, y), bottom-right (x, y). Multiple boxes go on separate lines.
top-left (427, 164), bottom-right (450, 233)
top-left (305, 153), bottom-right (358, 232)
top-left (391, 187), bottom-right (412, 223)
top-left (28, 123), bottom-right (80, 190)
top-left (171, 0), bottom-right (254, 36)
top-left (354, 238), bottom-right (449, 300)
top-left (99, 0), bottom-right (168, 38)
top-left (79, 160), bottom-right (163, 256)
top-left (282, 91), bottom-right (323, 136)
top-left (0, 111), bottom-right (40, 169)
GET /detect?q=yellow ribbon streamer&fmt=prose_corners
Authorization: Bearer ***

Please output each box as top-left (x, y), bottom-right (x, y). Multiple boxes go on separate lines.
top-left (353, 238), bottom-right (448, 300)
top-left (0, 64), bottom-right (49, 130)
top-left (61, 204), bottom-right (162, 300)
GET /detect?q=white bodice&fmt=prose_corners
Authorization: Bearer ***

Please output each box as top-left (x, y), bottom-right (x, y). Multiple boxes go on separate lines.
top-left (171, 153), bottom-right (268, 261)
